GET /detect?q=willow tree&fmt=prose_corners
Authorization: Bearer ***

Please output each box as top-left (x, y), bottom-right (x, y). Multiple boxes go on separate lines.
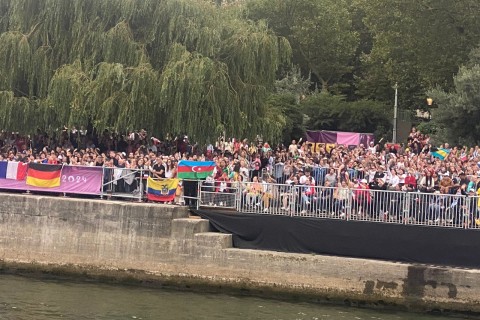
top-left (45, 60), bottom-right (91, 130)
top-left (0, 31), bottom-right (31, 95)
top-left (0, 91), bottom-right (40, 133)
top-left (0, 0), bottom-right (291, 144)
top-left (86, 62), bottom-right (162, 135)
top-left (220, 19), bottom-right (291, 139)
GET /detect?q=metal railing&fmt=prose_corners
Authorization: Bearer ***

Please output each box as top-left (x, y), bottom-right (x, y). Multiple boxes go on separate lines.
top-left (199, 181), bottom-right (238, 209)
top-left (196, 180), bottom-right (480, 230)
top-left (3, 161), bottom-right (477, 230)
top-left (101, 167), bottom-right (145, 202)
top-left (270, 165), bottom-right (365, 186)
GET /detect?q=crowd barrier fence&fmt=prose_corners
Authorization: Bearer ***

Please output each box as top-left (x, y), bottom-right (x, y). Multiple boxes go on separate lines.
top-left (1, 162), bottom-right (479, 230)
top-left (101, 167), bottom-right (145, 202)
top-left (199, 181), bottom-right (238, 210)
top-left (196, 180), bottom-right (480, 230)
top-left (271, 165), bottom-right (365, 186)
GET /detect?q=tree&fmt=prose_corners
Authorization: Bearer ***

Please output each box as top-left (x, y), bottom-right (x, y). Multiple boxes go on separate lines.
top-left (428, 52), bottom-right (480, 145)
top-left (262, 93), bottom-right (304, 146)
top-left (302, 92), bottom-right (391, 139)
top-left (0, 0), bottom-right (291, 143)
top-left (355, 0), bottom-right (480, 109)
top-left (246, 0), bottom-right (359, 92)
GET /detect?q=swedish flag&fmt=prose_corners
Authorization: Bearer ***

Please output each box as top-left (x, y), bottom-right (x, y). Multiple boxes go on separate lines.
top-left (147, 177), bottom-right (179, 202)
top-left (431, 148), bottom-right (450, 161)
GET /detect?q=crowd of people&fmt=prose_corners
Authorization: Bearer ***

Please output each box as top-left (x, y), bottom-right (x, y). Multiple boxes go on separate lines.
top-left (1, 127), bottom-right (480, 226)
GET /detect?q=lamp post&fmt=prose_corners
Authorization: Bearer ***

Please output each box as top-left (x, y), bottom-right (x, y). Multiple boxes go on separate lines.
top-left (393, 82), bottom-right (398, 144)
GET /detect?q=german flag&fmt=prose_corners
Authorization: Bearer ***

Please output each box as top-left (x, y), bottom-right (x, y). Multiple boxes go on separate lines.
top-left (26, 163), bottom-right (63, 188)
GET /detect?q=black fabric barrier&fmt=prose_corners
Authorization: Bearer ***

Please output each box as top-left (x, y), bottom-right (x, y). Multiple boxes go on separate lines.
top-left (194, 209), bottom-right (480, 268)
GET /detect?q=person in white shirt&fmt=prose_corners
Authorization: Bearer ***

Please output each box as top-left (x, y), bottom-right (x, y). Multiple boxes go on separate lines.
top-left (397, 168), bottom-right (406, 186)
top-left (368, 141), bottom-right (377, 154)
top-left (387, 169), bottom-right (400, 190)
top-left (164, 159), bottom-right (174, 178)
top-left (224, 140), bottom-right (233, 153)
top-left (299, 170), bottom-right (315, 185)
top-left (204, 174), bottom-right (215, 205)
top-left (367, 166), bottom-right (377, 183)
top-left (288, 140), bottom-right (298, 156)
top-left (239, 159), bottom-right (249, 182)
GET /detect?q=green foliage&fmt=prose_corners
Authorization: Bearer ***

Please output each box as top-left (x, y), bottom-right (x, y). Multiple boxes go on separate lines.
top-left (354, 0), bottom-right (480, 109)
top-left (275, 66), bottom-right (311, 103)
top-left (415, 121), bottom-right (437, 136)
top-left (263, 93), bottom-right (304, 145)
top-left (302, 92), bottom-right (391, 139)
top-left (246, 0), bottom-right (480, 108)
top-left (1, 0), bottom-right (480, 145)
top-left (46, 60), bottom-right (90, 130)
top-left (0, 31), bottom-right (31, 95)
top-left (428, 52), bottom-right (480, 145)
top-left (0, 91), bottom-right (40, 133)
top-left (0, 0), bottom-right (291, 144)
top-left (246, 0), bottom-right (359, 91)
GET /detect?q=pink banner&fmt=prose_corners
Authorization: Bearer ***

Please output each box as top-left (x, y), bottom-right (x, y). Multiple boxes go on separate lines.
top-left (337, 132), bottom-right (360, 146)
top-left (307, 130), bottom-right (375, 147)
top-left (0, 165), bottom-right (103, 195)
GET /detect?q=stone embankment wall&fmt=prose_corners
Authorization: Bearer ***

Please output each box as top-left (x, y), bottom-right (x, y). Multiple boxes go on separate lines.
top-left (0, 193), bottom-right (479, 314)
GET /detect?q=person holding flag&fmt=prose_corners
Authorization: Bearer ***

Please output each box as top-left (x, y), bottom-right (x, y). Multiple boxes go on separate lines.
top-left (177, 160), bottom-right (215, 180)
top-left (431, 147), bottom-right (451, 161)
top-left (177, 159), bottom-right (216, 207)
top-left (151, 156), bottom-right (165, 179)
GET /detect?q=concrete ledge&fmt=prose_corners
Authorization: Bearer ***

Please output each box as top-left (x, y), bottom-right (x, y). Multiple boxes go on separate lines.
top-left (195, 233), bottom-right (232, 249)
top-left (1, 193), bottom-right (480, 316)
top-left (171, 219), bottom-right (210, 239)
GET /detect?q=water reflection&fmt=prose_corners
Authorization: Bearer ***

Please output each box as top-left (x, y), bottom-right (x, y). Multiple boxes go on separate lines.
top-left (0, 275), bottom-right (454, 320)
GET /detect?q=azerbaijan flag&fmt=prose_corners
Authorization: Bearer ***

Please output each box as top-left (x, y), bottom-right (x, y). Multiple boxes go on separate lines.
top-left (177, 160), bottom-right (215, 179)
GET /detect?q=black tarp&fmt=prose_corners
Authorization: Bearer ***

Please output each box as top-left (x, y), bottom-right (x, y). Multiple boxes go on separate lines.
top-left (194, 209), bottom-right (480, 268)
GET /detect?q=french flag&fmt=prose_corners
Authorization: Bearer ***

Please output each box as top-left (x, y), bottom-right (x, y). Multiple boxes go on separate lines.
top-left (0, 161), bottom-right (28, 180)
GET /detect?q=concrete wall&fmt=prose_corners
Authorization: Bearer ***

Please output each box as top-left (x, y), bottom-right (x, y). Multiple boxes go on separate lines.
top-left (0, 193), bottom-right (479, 315)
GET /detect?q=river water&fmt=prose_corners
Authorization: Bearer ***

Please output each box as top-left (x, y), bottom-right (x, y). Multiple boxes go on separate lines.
top-left (0, 275), bottom-right (454, 320)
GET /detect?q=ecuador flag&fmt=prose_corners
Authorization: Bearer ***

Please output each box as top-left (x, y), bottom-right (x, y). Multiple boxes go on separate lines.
top-left (177, 160), bottom-right (215, 180)
top-left (431, 148), bottom-right (451, 161)
top-left (147, 177), bottom-right (179, 202)
top-left (26, 163), bottom-right (62, 188)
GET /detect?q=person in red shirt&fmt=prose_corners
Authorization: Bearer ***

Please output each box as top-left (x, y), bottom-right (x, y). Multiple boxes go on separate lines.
top-left (354, 179), bottom-right (371, 216)
top-left (404, 170), bottom-right (417, 192)
top-left (16, 135), bottom-right (27, 151)
top-left (47, 153), bottom-right (59, 164)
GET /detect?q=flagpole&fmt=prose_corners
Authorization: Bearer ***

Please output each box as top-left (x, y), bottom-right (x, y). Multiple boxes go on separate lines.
top-left (393, 83), bottom-right (398, 144)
